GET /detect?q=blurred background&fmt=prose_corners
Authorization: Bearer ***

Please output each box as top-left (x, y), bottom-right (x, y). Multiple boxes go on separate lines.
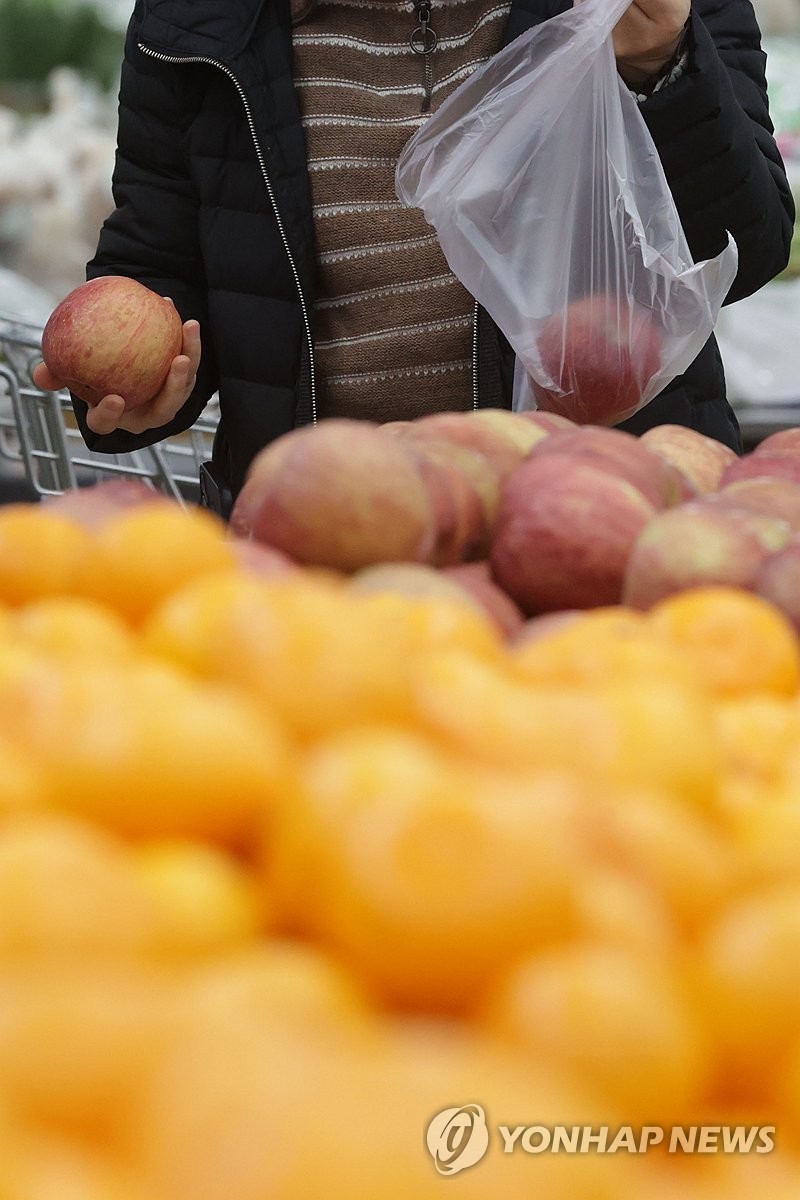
top-left (0, 0), bottom-right (126, 320)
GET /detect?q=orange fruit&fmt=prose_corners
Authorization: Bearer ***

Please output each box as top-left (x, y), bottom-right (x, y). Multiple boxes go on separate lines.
top-left (638, 1155), bottom-right (800, 1200)
top-left (510, 606), bottom-right (698, 690)
top-left (132, 840), bottom-right (266, 957)
top-left (732, 794), bottom-right (800, 887)
top-left (126, 999), bottom-right (641, 1200)
top-left (570, 867), bottom-right (678, 959)
top-left (180, 940), bottom-right (373, 1034)
top-left (412, 649), bottom-right (720, 808)
top-left (0, 657), bottom-right (290, 847)
top-left (0, 731), bottom-right (47, 816)
top-left (11, 595), bottom-right (136, 663)
top-left (588, 788), bottom-right (735, 937)
top-left (0, 1130), bottom-right (156, 1200)
top-left (268, 726), bottom-right (580, 1011)
top-left (648, 587), bottom-right (800, 698)
top-left (713, 694), bottom-right (800, 798)
top-left (0, 814), bottom-right (157, 961)
top-left (73, 504), bottom-right (235, 624)
top-left (0, 505), bottom-right (93, 606)
top-left (481, 942), bottom-right (707, 1121)
top-left (144, 573), bottom-right (500, 741)
top-left (0, 961), bottom-right (180, 1141)
top-left (693, 884), bottom-right (800, 1097)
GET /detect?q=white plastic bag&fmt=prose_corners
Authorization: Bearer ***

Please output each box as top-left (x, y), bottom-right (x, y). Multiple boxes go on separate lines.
top-left (395, 0), bottom-right (739, 424)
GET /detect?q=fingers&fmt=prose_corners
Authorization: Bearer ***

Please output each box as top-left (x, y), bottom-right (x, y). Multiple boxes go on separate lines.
top-left (182, 320), bottom-right (201, 378)
top-left (32, 362), bottom-right (65, 392)
top-left (86, 394), bottom-right (127, 435)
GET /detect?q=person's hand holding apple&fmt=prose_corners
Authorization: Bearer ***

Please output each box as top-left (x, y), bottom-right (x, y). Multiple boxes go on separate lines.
top-left (609, 0), bottom-right (691, 89)
top-left (32, 276), bottom-right (202, 437)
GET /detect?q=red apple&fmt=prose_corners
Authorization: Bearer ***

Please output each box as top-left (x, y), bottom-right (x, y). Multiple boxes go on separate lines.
top-left (639, 423), bottom-right (738, 495)
top-left (752, 429), bottom-right (800, 457)
top-left (753, 539), bottom-right (800, 632)
top-left (622, 503), bottom-right (792, 610)
top-left (392, 432), bottom-right (501, 553)
top-left (406, 411), bottom-right (531, 480)
top-left (42, 479), bottom-right (170, 528)
top-left (707, 478), bottom-right (800, 532)
top-left (228, 540), bottom-right (299, 579)
top-left (41, 276), bottom-right (183, 410)
top-left (229, 420), bottom-right (437, 571)
top-left (470, 408), bottom-right (551, 456)
top-left (442, 561), bottom-right (525, 638)
top-left (515, 410), bottom-right (577, 434)
top-left (408, 447), bottom-right (485, 566)
top-left (531, 293), bottom-right (662, 426)
top-left (719, 453), bottom-right (800, 489)
top-left (526, 426), bottom-right (695, 509)
top-left (490, 454), bottom-right (656, 614)
top-left (348, 562), bottom-right (482, 612)
top-left (510, 610), bottom-right (583, 647)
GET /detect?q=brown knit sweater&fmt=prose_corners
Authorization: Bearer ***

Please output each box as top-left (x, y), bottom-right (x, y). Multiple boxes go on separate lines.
top-left (291, 0), bottom-right (511, 421)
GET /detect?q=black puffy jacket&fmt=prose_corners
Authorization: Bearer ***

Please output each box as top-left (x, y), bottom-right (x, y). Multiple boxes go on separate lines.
top-left (78, 0), bottom-right (795, 497)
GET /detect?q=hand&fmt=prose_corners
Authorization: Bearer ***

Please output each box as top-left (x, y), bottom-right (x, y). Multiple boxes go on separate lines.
top-left (32, 311), bottom-right (202, 437)
top-left (612, 0), bottom-right (690, 85)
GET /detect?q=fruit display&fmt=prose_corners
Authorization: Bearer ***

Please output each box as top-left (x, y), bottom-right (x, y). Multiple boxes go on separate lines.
top-left (41, 277), bottom-right (183, 410)
top-left (233, 410), bottom-right (800, 636)
top-left (4, 412), bottom-right (800, 1197)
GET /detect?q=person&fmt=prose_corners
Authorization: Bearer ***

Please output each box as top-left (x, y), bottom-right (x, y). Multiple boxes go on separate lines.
top-left (33, 0), bottom-right (795, 515)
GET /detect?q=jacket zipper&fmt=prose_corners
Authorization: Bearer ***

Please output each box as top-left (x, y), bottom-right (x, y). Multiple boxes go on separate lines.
top-left (137, 44), bottom-right (318, 425)
top-left (410, 1), bottom-right (437, 113)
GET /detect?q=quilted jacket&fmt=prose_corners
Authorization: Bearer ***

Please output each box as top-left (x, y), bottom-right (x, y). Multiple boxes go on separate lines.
top-left (77, 0), bottom-right (796, 496)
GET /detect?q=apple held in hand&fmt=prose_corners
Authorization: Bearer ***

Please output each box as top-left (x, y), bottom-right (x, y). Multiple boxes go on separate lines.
top-left (41, 277), bottom-right (183, 410)
top-left (532, 293), bottom-right (663, 426)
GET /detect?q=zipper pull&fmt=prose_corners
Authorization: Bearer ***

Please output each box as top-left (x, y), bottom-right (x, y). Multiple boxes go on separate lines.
top-left (410, 0), bottom-right (437, 113)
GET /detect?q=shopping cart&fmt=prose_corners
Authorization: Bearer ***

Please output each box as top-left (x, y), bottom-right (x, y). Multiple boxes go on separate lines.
top-left (0, 311), bottom-right (218, 504)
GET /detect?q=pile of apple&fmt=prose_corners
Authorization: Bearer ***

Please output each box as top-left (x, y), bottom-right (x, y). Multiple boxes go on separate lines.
top-left (232, 408), bottom-right (800, 636)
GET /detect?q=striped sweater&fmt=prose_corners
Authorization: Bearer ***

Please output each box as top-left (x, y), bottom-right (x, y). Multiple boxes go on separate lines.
top-left (291, 0), bottom-right (511, 421)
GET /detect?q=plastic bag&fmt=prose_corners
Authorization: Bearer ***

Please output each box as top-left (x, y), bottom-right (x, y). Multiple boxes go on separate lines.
top-left (395, 0), bottom-right (739, 425)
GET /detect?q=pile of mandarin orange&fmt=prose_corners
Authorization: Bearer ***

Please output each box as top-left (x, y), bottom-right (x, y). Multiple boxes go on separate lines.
top-left (1, 500), bottom-right (800, 1197)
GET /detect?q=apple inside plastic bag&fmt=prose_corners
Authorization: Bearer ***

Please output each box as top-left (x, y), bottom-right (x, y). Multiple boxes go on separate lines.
top-left (395, 0), bottom-right (738, 425)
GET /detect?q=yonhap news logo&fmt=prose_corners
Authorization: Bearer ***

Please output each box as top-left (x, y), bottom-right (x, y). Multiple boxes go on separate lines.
top-left (425, 1107), bottom-right (776, 1174)
top-left (426, 1104), bottom-right (490, 1175)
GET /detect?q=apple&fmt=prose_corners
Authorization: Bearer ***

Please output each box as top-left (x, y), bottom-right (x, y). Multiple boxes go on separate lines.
top-left (753, 540), bottom-right (800, 632)
top-left (470, 408), bottom-right (552, 456)
top-left (639, 423), bottom-right (738, 495)
top-left (442, 561), bottom-right (525, 639)
top-left (404, 411), bottom-right (532, 480)
top-left (510, 611), bottom-right (583, 647)
top-left (41, 276), bottom-right (183, 410)
top-left (43, 479), bottom-right (170, 528)
top-left (228, 540), bottom-right (299, 579)
top-left (622, 503), bottom-right (793, 610)
top-left (407, 448), bottom-right (485, 566)
top-left (752, 429), bottom-right (800, 457)
top-left (392, 432), bottom-right (501, 553)
top-left (526, 426), bottom-right (695, 509)
top-left (515, 411), bottom-right (577, 434)
top-left (530, 293), bottom-right (663, 426)
top-left (719, 452), bottom-right (800, 489)
top-left (229, 420), bottom-right (437, 571)
top-left (348, 562), bottom-right (483, 611)
top-left (490, 453), bottom-right (656, 614)
top-left (706, 478), bottom-right (800, 532)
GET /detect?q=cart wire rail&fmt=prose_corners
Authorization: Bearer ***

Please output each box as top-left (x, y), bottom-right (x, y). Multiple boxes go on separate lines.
top-left (0, 311), bottom-right (218, 504)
